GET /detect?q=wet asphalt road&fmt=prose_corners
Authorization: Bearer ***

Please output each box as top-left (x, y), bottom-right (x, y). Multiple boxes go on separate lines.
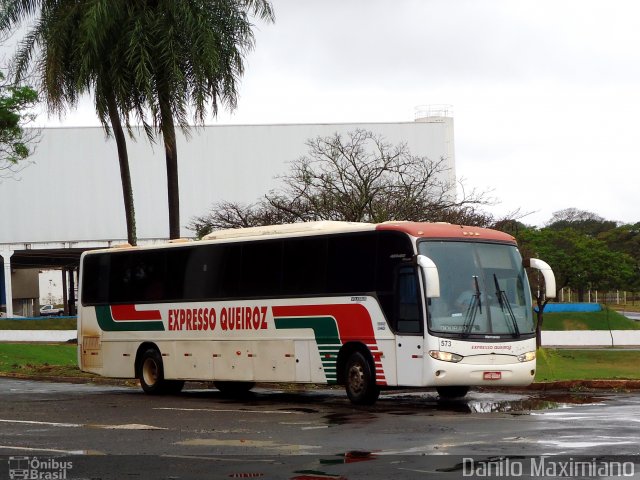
top-left (1, 379), bottom-right (640, 479)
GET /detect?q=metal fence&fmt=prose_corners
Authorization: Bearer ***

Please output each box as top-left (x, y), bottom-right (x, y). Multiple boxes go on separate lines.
top-left (556, 288), bottom-right (640, 305)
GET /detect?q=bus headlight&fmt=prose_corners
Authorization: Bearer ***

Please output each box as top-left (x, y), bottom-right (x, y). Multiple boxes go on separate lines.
top-left (429, 350), bottom-right (463, 363)
top-left (517, 351), bottom-right (536, 362)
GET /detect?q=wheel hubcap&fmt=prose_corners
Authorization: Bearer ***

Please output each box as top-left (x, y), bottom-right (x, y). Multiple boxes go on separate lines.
top-left (348, 363), bottom-right (365, 394)
top-left (142, 359), bottom-right (158, 386)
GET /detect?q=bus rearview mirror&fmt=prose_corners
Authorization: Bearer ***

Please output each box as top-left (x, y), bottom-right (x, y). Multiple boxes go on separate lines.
top-left (417, 255), bottom-right (440, 298)
top-left (525, 258), bottom-right (557, 299)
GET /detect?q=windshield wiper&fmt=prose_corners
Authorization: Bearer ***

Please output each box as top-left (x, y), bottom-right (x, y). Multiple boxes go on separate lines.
top-left (462, 276), bottom-right (482, 337)
top-left (493, 274), bottom-right (520, 338)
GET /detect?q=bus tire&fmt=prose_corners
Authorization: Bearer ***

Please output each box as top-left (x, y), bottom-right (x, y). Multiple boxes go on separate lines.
top-left (436, 386), bottom-right (469, 399)
top-left (344, 351), bottom-right (380, 405)
top-left (214, 381), bottom-right (255, 396)
top-left (139, 348), bottom-right (169, 395)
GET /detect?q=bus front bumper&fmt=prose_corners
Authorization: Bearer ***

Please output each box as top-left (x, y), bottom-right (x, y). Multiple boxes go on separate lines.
top-left (426, 359), bottom-right (537, 387)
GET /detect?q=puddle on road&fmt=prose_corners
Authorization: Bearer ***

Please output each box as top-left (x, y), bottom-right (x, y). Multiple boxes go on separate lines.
top-left (309, 393), bottom-right (606, 428)
top-left (464, 393), bottom-right (606, 413)
top-left (376, 391), bottom-right (607, 415)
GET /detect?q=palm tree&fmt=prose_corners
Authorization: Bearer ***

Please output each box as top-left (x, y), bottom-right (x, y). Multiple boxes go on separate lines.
top-left (1, 0), bottom-right (274, 241)
top-left (0, 0), bottom-right (139, 245)
top-left (109, 0), bottom-right (275, 239)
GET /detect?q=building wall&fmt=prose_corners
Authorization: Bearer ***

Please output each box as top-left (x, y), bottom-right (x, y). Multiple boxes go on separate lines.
top-left (11, 269), bottom-right (39, 299)
top-left (0, 119), bottom-right (454, 245)
top-left (0, 268), bottom-right (39, 316)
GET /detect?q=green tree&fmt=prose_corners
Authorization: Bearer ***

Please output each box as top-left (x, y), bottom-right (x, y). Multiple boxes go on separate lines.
top-left (190, 130), bottom-right (493, 237)
top-left (597, 223), bottom-right (640, 291)
top-left (517, 227), bottom-right (635, 346)
top-left (0, 71), bottom-right (38, 177)
top-left (546, 208), bottom-right (617, 236)
top-left (519, 228), bottom-right (635, 297)
top-left (106, 0), bottom-right (274, 239)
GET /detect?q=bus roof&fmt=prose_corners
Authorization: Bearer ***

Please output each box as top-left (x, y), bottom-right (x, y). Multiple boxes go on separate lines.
top-left (203, 221), bottom-right (515, 243)
top-left (377, 221), bottom-right (516, 243)
top-left (203, 221), bottom-right (374, 240)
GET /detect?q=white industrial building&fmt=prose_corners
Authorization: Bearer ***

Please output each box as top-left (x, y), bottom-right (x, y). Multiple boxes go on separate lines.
top-left (0, 110), bottom-right (455, 317)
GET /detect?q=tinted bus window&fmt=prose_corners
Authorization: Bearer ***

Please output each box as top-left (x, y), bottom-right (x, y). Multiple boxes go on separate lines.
top-left (376, 231), bottom-right (414, 291)
top-left (282, 237), bottom-right (328, 295)
top-left (213, 244), bottom-right (242, 298)
top-left (396, 266), bottom-right (422, 334)
top-left (81, 230), bottom-right (415, 306)
top-left (109, 250), bottom-right (166, 304)
top-left (327, 234), bottom-right (376, 293)
top-left (376, 231), bottom-right (414, 321)
top-left (181, 246), bottom-right (214, 301)
top-left (81, 253), bottom-right (111, 305)
top-left (240, 240), bottom-right (283, 297)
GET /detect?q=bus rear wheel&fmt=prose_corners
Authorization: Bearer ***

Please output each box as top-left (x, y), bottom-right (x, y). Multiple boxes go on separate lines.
top-left (436, 386), bottom-right (469, 399)
top-left (344, 351), bottom-right (380, 405)
top-left (138, 348), bottom-right (184, 395)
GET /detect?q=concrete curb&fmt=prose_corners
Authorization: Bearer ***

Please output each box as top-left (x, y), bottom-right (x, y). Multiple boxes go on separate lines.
top-left (0, 330), bottom-right (77, 342)
top-left (542, 330), bottom-right (640, 347)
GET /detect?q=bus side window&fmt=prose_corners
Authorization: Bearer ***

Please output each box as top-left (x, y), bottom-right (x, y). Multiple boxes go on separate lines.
top-left (375, 231), bottom-right (414, 323)
top-left (395, 266), bottom-right (422, 334)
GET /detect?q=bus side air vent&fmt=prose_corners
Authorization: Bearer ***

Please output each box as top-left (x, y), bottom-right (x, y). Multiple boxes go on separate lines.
top-left (81, 336), bottom-right (103, 368)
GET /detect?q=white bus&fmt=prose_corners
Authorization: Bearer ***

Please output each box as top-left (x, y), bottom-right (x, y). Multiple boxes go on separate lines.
top-left (77, 221), bottom-right (555, 405)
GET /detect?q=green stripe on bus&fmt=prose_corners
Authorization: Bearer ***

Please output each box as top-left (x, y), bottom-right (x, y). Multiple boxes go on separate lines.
top-left (274, 316), bottom-right (341, 345)
top-left (95, 306), bottom-right (165, 332)
top-left (274, 316), bottom-right (341, 384)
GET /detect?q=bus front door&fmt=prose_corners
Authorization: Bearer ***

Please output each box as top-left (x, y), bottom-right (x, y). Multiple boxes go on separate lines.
top-left (393, 266), bottom-right (425, 386)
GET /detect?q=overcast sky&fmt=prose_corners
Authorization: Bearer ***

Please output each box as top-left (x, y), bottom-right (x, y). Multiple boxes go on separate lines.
top-left (38, 0), bottom-right (640, 226)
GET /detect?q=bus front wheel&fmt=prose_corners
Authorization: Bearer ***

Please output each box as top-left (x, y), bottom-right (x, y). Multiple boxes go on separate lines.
top-left (344, 351), bottom-right (380, 405)
top-left (138, 348), bottom-right (184, 395)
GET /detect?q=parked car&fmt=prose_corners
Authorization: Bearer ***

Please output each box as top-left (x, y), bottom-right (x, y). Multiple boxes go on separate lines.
top-left (40, 305), bottom-right (64, 316)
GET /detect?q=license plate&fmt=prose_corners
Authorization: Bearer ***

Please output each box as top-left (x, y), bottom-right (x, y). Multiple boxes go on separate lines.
top-left (483, 371), bottom-right (501, 380)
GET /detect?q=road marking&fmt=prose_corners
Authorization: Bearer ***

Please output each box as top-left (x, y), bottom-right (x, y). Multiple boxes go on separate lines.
top-left (0, 445), bottom-right (88, 455)
top-left (87, 423), bottom-right (168, 430)
top-left (0, 418), bottom-right (164, 430)
top-left (154, 407), bottom-right (304, 415)
top-left (0, 419), bottom-right (82, 428)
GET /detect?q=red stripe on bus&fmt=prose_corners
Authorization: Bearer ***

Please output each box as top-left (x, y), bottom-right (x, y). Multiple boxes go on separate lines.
top-left (272, 304), bottom-right (375, 342)
top-left (272, 304), bottom-right (388, 385)
top-left (111, 304), bottom-right (162, 321)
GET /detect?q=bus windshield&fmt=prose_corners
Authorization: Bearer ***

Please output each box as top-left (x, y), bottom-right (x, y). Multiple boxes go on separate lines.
top-left (418, 241), bottom-right (535, 337)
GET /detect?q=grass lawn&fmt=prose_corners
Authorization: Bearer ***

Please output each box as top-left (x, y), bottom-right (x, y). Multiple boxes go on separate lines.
top-left (0, 343), bottom-right (83, 377)
top-left (541, 309), bottom-right (640, 330)
top-left (0, 318), bottom-right (77, 330)
top-left (535, 348), bottom-right (640, 382)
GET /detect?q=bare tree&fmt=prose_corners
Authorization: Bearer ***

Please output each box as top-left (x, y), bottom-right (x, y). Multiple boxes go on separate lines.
top-left (190, 130), bottom-right (494, 237)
